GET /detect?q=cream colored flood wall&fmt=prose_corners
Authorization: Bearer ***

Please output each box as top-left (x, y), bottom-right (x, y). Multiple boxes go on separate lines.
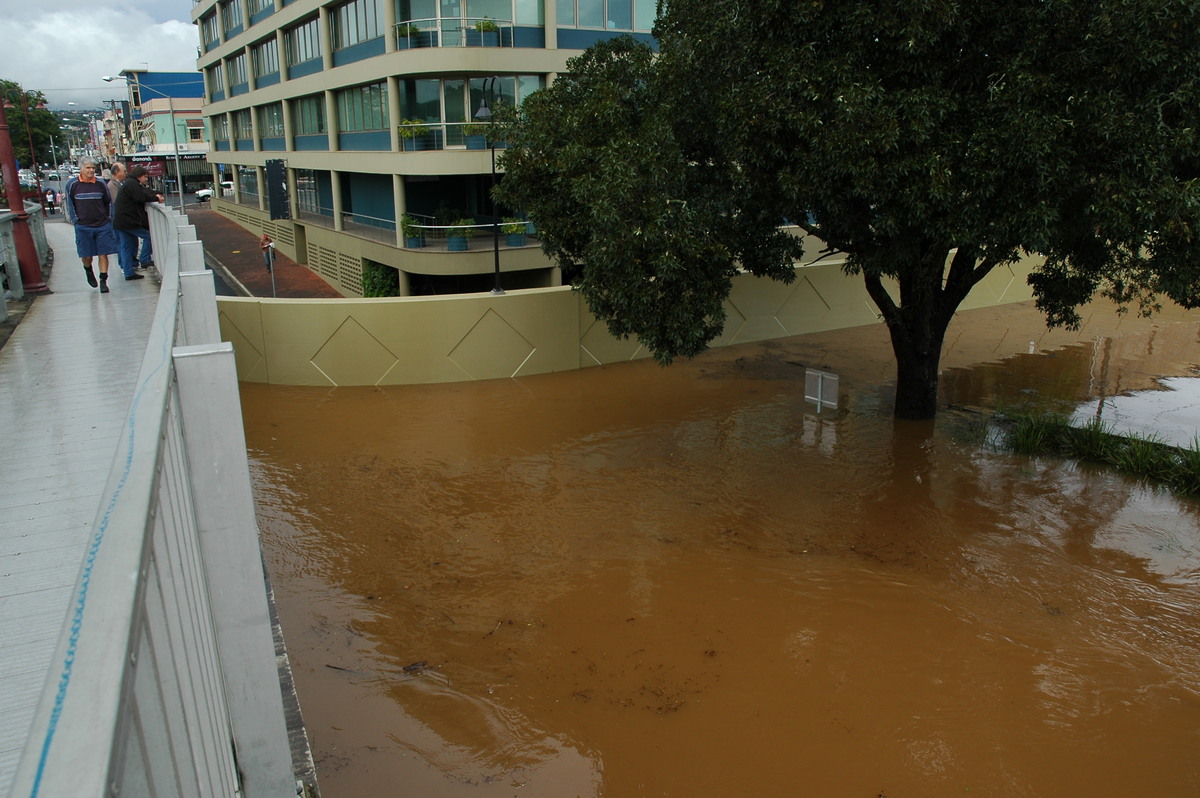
top-left (215, 252), bottom-right (1039, 387)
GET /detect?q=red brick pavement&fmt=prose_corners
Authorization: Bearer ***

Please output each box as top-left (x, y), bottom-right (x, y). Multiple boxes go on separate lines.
top-left (187, 207), bottom-right (343, 298)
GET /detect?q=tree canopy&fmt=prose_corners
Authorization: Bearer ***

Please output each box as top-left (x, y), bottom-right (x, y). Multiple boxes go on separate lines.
top-left (1, 80), bottom-right (58, 169)
top-left (497, 0), bottom-right (1200, 418)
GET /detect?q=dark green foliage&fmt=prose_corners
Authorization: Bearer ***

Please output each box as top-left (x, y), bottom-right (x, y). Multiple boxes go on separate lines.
top-left (498, 2), bottom-right (1200, 418)
top-left (495, 38), bottom-right (798, 363)
top-left (1, 81), bottom-right (59, 167)
top-left (361, 261), bottom-right (399, 297)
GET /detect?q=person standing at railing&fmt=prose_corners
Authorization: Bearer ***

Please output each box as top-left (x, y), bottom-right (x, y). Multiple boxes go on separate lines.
top-left (113, 165), bottom-right (163, 282)
top-left (106, 163), bottom-right (131, 275)
top-left (64, 158), bottom-right (118, 293)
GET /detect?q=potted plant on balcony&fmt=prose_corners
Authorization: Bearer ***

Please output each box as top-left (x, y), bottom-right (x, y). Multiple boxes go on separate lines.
top-left (462, 122), bottom-right (490, 150)
top-left (401, 213), bottom-right (425, 248)
top-left (469, 17), bottom-right (500, 47)
top-left (501, 217), bottom-right (527, 247)
top-left (446, 218), bottom-right (475, 251)
top-left (396, 23), bottom-right (433, 49)
top-left (399, 119), bottom-right (436, 151)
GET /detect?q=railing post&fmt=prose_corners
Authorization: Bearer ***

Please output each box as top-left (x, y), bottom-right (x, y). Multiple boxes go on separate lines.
top-left (172, 341), bottom-right (295, 798)
top-left (179, 269), bottom-right (221, 346)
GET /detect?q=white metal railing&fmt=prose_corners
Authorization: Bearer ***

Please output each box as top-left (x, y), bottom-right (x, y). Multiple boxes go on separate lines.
top-left (9, 205), bottom-right (295, 798)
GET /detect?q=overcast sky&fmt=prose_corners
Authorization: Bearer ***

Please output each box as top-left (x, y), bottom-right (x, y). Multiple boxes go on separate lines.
top-left (0, 0), bottom-right (199, 109)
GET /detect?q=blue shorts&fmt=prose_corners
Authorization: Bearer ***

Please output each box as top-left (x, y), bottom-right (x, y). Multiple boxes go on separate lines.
top-left (74, 223), bottom-right (118, 258)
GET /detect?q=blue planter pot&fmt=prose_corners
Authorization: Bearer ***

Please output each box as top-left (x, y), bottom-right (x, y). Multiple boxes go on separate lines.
top-left (405, 235), bottom-right (425, 248)
top-left (505, 233), bottom-right (526, 247)
top-left (397, 30), bottom-right (434, 48)
top-left (466, 31), bottom-right (499, 47)
top-left (447, 235), bottom-right (469, 252)
top-left (465, 135), bottom-right (487, 150)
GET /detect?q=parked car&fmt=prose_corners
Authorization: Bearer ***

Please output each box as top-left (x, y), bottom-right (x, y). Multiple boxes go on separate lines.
top-left (195, 181), bottom-right (233, 201)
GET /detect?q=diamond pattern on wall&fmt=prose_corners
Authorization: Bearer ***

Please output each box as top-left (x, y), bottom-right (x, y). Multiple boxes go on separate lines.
top-left (715, 298), bottom-right (749, 345)
top-left (311, 316), bottom-right (399, 385)
top-left (217, 310), bottom-right (264, 378)
top-left (448, 309), bottom-right (535, 380)
top-left (579, 318), bottom-right (642, 365)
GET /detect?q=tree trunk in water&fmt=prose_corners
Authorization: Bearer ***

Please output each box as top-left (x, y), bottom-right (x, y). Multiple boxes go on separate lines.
top-left (891, 340), bottom-right (944, 420)
top-left (861, 248), bottom-right (954, 421)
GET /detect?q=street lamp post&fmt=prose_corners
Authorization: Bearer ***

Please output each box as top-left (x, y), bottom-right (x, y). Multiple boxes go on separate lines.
top-left (474, 77), bottom-right (503, 295)
top-left (103, 76), bottom-right (187, 214)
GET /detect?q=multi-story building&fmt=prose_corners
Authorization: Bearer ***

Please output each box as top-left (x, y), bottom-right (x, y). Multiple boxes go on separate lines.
top-left (103, 70), bottom-right (210, 193)
top-left (191, 0), bottom-right (654, 296)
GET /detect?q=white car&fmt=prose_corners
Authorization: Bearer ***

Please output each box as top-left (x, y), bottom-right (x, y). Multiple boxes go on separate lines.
top-left (195, 181), bottom-right (233, 201)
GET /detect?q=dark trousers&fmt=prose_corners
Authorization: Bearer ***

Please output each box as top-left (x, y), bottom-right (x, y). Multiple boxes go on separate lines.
top-left (115, 229), bottom-right (138, 277)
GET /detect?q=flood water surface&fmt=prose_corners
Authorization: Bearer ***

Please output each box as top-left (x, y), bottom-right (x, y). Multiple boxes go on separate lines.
top-left (243, 301), bottom-right (1200, 797)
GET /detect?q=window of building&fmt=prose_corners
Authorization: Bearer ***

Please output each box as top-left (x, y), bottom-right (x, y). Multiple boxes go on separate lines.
top-left (189, 127), bottom-right (205, 142)
top-left (207, 65), bottom-right (225, 97)
top-left (336, 82), bottom-right (388, 131)
top-left (200, 13), bottom-right (220, 45)
top-left (399, 75), bottom-right (541, 122)
top-left (227, 52), bottom-right (249, 87)
top-left (252, 38), bottom-right (280, 77)
top-left (285, 17), bottom-right (322, 65)
top-left (233, 109), bottom-right (254, 140)
top-left (220, 0), bottom-right (245, 34)
top-left (292, 94), bottom-right (327, 134)
top-left (247, 0), bottom-right (274, 15)
top-left (257, 103), bottom-right (285, 137)
top-left (211, 115), bottom-right (230, 141)
top-left (399, 78), bottom-right (441, 122)
top-left (556, 0), bottom-right (651, 29)
top-left (238, 165), bottom-right (258, 198)
top-left (295, 168), bottom-right (324, 214)
top-left (399, 0), bottom-right (542, 24)
top-left (331, 0), bottom-right (383, 50)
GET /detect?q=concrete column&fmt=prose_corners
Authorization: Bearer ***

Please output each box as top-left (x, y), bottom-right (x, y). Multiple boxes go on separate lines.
top-left (276, 28), bottom-right (288, 83)
top-left (383, 0), bottom-right (397, 53)
top-left (387, 76), bottom-right (402, 152)
top-left (246, 45), bottom-right (257, 92)
top-left (281, 96), bottom-right (294, 150)
top-left (392, 172), bottom-right (405, 249)
top-left (324, 89), bottom-right (340, 152)
top-left (319, 5), bottom-right (334, 72)
top-left (544, 0), bottom-right (557, 49)
top-left (331, 169), bottom-right (344, 230)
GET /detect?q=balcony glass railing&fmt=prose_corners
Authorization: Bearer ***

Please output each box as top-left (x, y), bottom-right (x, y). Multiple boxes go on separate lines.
top-left (400, 216), bottom-right (537, 251)
top-left (398, 121), bottom-right (507, 151)
top-left (395, 17), bottom-right (514, 49)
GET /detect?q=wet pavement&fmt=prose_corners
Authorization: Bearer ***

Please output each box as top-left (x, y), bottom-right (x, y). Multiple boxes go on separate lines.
top-left (187, 206), bottom-right (342, 299)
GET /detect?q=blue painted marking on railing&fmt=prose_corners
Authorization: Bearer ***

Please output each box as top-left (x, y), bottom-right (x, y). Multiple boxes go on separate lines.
top-left (27, 267), bottom-right (178, 798)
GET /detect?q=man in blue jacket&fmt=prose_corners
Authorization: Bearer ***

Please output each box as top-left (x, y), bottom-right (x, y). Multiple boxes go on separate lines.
top-left (64, 158), bottom-right (118, 293)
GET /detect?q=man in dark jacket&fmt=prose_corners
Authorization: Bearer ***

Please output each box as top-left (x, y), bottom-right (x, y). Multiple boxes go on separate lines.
top-left (113, 165), bottom-right (163, 281)
top-left (64, 158), bottom-right (117, 292)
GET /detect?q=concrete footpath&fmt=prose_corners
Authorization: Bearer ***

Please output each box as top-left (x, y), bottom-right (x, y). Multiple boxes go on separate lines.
top-left (187, 207), bottom-right (342, 299)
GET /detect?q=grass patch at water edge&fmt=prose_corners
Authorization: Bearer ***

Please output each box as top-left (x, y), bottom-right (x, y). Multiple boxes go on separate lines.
top-left (1001, 413), bottom-right (1200, 495)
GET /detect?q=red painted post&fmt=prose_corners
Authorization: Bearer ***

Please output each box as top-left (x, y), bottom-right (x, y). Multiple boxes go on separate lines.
top-left (0, 99), bottom-right (49, 294)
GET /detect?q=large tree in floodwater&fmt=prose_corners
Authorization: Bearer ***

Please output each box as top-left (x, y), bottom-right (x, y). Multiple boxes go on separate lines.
top-left (497, 1), bottom-right (1200, 419)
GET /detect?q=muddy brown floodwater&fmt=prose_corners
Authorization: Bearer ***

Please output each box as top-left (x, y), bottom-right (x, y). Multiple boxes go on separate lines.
top-left (242, 299), bottom-right (1200, 798)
